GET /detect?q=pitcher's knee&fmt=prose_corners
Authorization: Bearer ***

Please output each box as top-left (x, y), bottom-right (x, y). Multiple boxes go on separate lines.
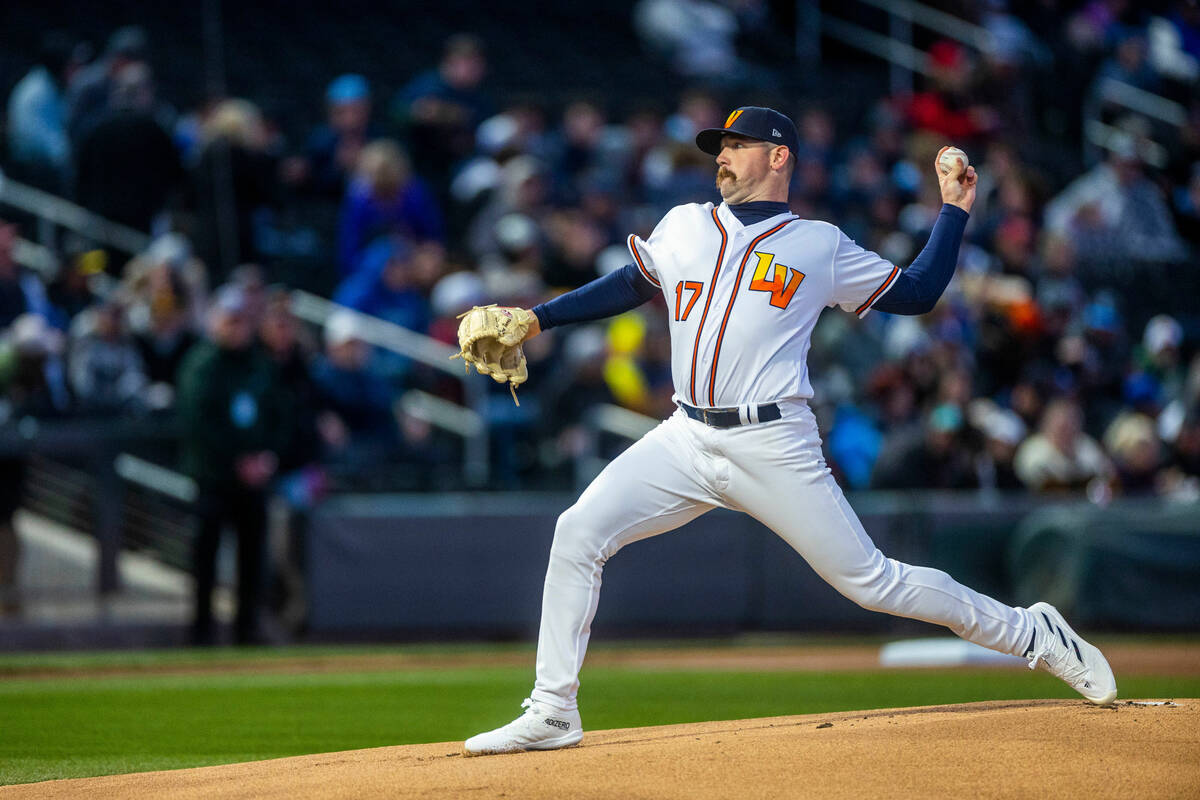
top-left (834, 552), bottom-right (902, 613)
top-left (548, 504), bottom-right (610, 570)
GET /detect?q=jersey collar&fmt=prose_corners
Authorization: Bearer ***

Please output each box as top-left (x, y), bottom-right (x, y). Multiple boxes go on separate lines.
top-left (716, 201), bottom-right (798, 233)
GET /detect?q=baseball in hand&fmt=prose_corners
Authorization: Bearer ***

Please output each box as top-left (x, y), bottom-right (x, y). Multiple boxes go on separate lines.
top-left (938, 146), bottom-right (969, 177)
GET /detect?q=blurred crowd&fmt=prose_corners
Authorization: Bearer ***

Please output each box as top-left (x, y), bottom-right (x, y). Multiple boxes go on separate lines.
top-left (0, 0), bottom-right (1198, 508)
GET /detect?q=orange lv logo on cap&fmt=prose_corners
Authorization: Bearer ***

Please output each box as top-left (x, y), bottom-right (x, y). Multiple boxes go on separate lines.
top-left (724, 109), bottom-right (744, 127)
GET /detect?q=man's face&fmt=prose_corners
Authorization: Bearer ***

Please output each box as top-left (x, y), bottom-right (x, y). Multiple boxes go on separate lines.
top-left (213, 310), bottom-right (254, 350)
top-left (714, 134), bottom-right (778, 203)
top-left (259, 309), bottom-right (296, 354)
top-left (0, 223), bottom-right (15, 275)
top-left (443, 52), bottom-right (485, 89)
top-left (329, 99), bottom-right (370, 134)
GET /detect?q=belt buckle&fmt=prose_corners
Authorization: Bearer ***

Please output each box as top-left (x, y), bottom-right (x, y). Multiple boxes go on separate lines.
top-left (701, 409), bottom-right (711, 426)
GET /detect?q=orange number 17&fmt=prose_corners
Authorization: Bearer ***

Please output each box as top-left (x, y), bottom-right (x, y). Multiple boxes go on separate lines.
top-left (674, 281), bottom-right (704, 322)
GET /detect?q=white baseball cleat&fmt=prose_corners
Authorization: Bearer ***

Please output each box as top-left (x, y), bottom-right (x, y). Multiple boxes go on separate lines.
top-left (1025, 602), bottom-right (1118, 706)
top-left (463, 698), bottom-right (583, 756)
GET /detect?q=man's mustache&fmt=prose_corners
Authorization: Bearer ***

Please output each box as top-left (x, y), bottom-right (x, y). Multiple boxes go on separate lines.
top-left (716, 167), bottom-right (736, 182)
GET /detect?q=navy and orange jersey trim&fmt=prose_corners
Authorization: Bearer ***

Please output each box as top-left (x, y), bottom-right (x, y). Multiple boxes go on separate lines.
top-left (687, 208), bottom-right (728, 405)
top-left (854, 265), bottom-right (901, 317)
top-left (627, 235), bottom-right (661, 288)
top-left (707, 218), bottom-right (796, 406)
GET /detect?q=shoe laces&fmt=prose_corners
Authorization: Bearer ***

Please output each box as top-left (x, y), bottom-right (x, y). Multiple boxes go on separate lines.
top-left (1027, 628), bottom-right (1089, 687)
top-left (520, 697), bottom-right (538, 715)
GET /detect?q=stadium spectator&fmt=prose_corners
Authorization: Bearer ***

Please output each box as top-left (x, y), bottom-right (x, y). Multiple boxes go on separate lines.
top-left (475, 213), bottom-right (547, 302)
top-left (72, 62), bottom-right (182, 235)
top-left (1161, 406), bottom-right (1200, 497)
top-left (66, 298), bottom-right (148, 415)
top-left (337, 139), bottom-right (443, 275)
top-left (0, 222), bottom-right (54, 330)
top-left (466, 155), bottom-right (550, 261)
top-left (64, 25), bottom-right (148, 143)
top-left (1044, 135), bottom-right (1187, 264)
top-left (1091, 29), bottom-right (1161, 97)
top-left (1170, 163), bottom-right (1200, 244)
top-left (872, 403), bottom-right (980, 490)
top-left (1103, 411), bottom-right (1164, 494)
top-left (47, 247), bottom-right (105, 330)
top-left (5, 31), bottom-right (74, 190)
top-left (126, 258), bottom-right (199, 405)
top-left (971, 402), bottom-right (1027, 491)
top-left (1149, 7), bottom-right (1200, 82)
top-left (257, 288), bottom-right (327, 630)
top-left (1148, 3), bottom-right (1199, 82)
top-left (546, 100), bottom-right (628, 204)
top-left (541, 208), bottom-right (608, 290)
top-left (258, 289), bottom-right (323, 473)
top-left (176, 284), bottom-right (290, 645)
top-left (632, 0), bottom-right (777, 87)
top-left (188, 100), bottom-right (282, 283)
top-left (1065, 0), bottom-right (1132, 55)
top-left (302, 74), bottom-right (379, 199)
top-left (334, 236), bottom-right (430, 333)
top-left (310, 310), bottom-right (398, 469)
top-left (391, 34), bottom-right (492, 193)
top-left (0, 313), bottom-right (68, 616)
top-left (1014, 396), bottom-right (1113, 491)
top-left (1137, 315), bottom-right (1187, 403)
top-left (903, 40), bottom-right (998, 142)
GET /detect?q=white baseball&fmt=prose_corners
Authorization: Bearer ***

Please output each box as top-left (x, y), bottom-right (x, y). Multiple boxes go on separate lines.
top-left (938, 146), bottom-right (969, 176)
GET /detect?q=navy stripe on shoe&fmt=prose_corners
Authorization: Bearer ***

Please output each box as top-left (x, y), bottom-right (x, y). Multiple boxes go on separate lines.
top-left (1071, 639), bottom-right (1083, 662)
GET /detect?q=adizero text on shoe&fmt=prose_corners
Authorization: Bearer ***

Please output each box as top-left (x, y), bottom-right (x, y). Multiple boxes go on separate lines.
top-left (463, 698), bottom-right (584, 756)
top-left (1025, 602), bottom-right (1118, 706)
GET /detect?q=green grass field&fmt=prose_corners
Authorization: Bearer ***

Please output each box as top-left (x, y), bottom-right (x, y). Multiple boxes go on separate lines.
top-left (2, 642), bottom-right (1197, 787)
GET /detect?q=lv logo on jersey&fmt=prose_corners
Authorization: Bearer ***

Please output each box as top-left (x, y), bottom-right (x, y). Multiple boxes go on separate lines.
top-left (748, 252), bottom-right (805, 309)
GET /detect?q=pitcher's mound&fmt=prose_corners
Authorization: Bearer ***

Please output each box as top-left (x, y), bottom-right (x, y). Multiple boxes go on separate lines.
top-left (7, 699), bottom-right (1196, 799)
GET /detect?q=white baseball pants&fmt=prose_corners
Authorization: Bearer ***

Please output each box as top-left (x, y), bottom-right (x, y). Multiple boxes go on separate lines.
top-left (530, 400), bottom-right (1034, 710)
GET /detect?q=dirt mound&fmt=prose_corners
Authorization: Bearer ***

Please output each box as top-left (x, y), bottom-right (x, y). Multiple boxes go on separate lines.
top-left (4, 700), bottom-right (1195, 799)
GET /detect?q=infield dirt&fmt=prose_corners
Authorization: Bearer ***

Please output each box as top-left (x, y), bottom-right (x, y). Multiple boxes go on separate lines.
top-left (4, 699), bottom-right (1195, 799)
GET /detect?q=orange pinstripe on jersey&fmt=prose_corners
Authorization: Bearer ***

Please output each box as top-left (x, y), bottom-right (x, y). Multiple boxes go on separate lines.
top-left (707, 218), bottom-right (796, 406)
top-left (628, 235), bottom-right (661, 288)
top-left (687, 208), bottom-right (728, 405)
top-left (854, 264), bottom-right (901, 316)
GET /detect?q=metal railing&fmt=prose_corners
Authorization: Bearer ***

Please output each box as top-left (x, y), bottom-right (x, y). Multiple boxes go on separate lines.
top-left (0, 170), bottom-right (153, 254)
top-left (575, 403), bottom-right (660, 488)
top-left (855, 0), bottom-right (992, 51)
top-left (816, 0), bottom-right (993, 94)
top-left (0, 168), bottom-right (491, 485)
top-left (1083, 77), bottom-right (1188, 167)
top-left (286, 291), bottom-right (490, 485)
top-left (1093, 77), bottom-right (1188, 128)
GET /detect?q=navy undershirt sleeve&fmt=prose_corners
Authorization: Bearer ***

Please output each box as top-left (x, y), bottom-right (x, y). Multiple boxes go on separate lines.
top-left (531, 264), bottom-right (659, 331)
top-left (873, 204), bottom-right (969, 315)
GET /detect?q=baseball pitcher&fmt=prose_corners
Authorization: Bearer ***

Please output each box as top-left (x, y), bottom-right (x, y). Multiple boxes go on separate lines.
top-left (458, 106), bottom-right (1117, 756)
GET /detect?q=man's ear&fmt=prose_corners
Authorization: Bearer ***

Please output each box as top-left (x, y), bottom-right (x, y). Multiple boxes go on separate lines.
top-left (772, 146), bottom-right (791, 171)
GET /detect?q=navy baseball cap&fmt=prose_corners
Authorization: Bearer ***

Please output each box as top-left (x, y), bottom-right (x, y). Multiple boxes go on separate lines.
top-left (696, 106), bottom-right (799, 157)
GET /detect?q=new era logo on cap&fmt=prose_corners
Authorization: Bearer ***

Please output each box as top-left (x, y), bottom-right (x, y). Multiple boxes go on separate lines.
top-left (695, 106), bottom-right (800, 157)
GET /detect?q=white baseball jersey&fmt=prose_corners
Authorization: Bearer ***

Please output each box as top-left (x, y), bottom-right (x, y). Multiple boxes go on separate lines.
top-left (627, 201), bottom-right (901, 408)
